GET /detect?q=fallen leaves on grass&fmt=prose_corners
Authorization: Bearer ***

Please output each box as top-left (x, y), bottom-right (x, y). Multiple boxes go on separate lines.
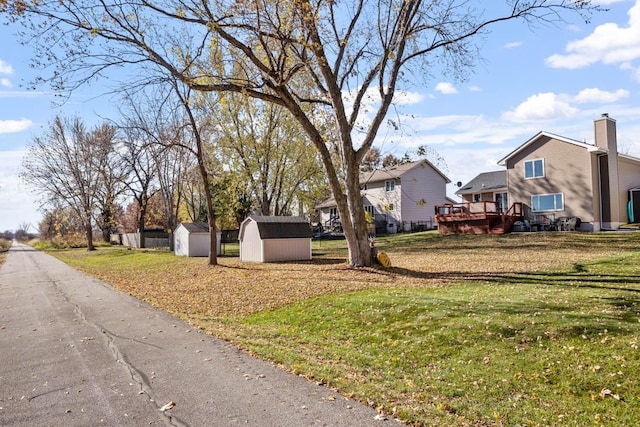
top-left (63, 233), bottom-right (632, 322)
top-left (600, 388), bottom-right (625, 402)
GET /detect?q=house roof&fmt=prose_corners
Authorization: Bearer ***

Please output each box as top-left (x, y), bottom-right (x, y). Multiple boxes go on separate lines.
top-left (315, 197), bottom-right (340, 209)
top-left (620, 152), bottom-right (640, 164)
top-left (456, 170), bottom-right (507, 195)
top-left (360, 160), bottom-right (451, 185)
top-left (178, 222), bottom-right (210, 233)
top-left (243, 215), bottom-right (312, 239)
top-left (497, 131), bottom-right (606, 166)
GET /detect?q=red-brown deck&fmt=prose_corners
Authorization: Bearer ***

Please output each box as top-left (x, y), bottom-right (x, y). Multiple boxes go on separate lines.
top-left (434, 202), bottom-right (525, 235)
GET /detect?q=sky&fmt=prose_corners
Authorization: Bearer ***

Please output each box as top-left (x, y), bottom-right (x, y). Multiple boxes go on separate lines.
top-left (1, 0), bottom-right (640, 232)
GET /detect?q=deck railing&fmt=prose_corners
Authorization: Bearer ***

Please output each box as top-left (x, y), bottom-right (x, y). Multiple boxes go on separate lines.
top-left (435, 201), bottom-right (501, 217)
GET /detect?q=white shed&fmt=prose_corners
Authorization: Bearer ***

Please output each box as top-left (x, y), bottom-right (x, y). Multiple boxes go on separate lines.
top-left (174, 222), bottom-right (222, 257)
top-left (239, 216), bottom-right (312, 262)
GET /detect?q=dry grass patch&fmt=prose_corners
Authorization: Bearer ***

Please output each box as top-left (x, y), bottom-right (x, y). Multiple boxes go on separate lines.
top-left (52, 232), bottom-right (635, 320)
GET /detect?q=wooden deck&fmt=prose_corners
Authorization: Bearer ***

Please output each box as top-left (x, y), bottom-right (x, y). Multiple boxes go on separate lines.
top-left (434, 202), bottom-right (525, 235)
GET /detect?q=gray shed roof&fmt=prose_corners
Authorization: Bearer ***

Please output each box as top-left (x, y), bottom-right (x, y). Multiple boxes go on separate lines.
top-left (245, 216), bottom-right (312, 239)
top-left (178, 222), bottom-right (210, 233)
top-left (457, 171), bottom-right (507, 195)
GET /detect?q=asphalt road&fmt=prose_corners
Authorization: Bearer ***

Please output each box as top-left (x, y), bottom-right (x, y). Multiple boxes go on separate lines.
top-left (0, 242), bottom-right (387, 426)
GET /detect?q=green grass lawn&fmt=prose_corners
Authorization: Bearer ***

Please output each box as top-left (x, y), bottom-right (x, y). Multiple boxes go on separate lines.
top-left (43, 232), bottom-right (640, 426)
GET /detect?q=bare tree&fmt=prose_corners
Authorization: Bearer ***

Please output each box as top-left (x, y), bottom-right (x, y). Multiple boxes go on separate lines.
top-left (171, 82), bottom-right (221, 265)
top-left (119, 78), bottom-right (217, 265)
top-left (21, 116), bottom-right (112, 250)
top-left (4, 0), bottom-right (603, 265)
top-left (94, 123), bottom-right (128, 243)
top-left (182, 165), bottom-right (209, 223)
top-left (118, 120), bottom-right (161, 249)
top-left (154, 144), bottom-right (192, 251)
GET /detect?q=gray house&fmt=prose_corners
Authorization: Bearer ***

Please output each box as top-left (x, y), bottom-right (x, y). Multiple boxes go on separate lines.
top-left (456, 171), bottom-right (508, 212)
top-left (317, 160), bottom-right (450, 233)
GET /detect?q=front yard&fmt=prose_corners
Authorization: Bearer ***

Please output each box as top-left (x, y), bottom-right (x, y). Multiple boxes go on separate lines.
top-left (46, 232), bottom-right (640, 426)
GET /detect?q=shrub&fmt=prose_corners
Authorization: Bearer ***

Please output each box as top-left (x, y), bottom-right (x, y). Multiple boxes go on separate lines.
top-left (0, 238), bottom-right (11, 252)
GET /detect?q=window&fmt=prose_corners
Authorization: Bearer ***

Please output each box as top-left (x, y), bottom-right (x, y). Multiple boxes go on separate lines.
top-left (495, 192), bottom-right (508, 213)
top-left (531, 193), bottom-right (563, 212)
top-left (524, 159), bottom-right (544, 179)
top-left (473, 194), bottom-right (481, 202)
top-left (329, 207), bottom-right (339, 218)
top-left (364, 205), bottom-right (374, 216)
top-left (385, 180), bottom-right (395, 192)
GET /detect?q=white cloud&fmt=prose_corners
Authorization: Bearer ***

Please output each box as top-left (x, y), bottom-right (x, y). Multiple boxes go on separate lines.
top-left (468, 85), bottom-right (482, 92)
top-left (573, 87), bottom-right (630, 103)
top-left (619, 61), bottom-right (640, 81)
top-left (504, 41), bottom-right (522, 49)
top-left (393, 90), bottom-right (425, 105)
top-left (0, 59), bottom-right (14, 75)
top-left (0, 118), bottom-right (33, 134)
top-left (0, 78), bottom-right (12, 88)
top-left (501, 88), bottom-right (630, 124)
top-left (343, 86), bottom-right (423, 112)
top-left (502, 92), bottom-right (578, 122)
top-left (434, 82), bottom-right (458, 95)
top-left (566, 24), bottom-right (582, 33)
top-left (546, 0), bottom-right (640, 69)
top-left (0, 90), bottom-right (49, 99)
top-left (398, 114), bottom-right (540, 148)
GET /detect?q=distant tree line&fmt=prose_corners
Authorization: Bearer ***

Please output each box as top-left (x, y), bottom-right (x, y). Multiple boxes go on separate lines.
top-left (0, 223), bottom-right (36, 242)
top-left (21, 87), bottom-right (329, 256)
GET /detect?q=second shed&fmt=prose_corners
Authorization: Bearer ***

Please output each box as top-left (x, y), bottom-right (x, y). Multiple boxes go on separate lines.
top-left (174, 222), bottom-right (222, 257)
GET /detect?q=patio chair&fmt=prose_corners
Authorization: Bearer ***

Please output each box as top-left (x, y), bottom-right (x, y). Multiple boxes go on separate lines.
top-left (557, 217), bottom-right (568, 231)
top-left (565, 217), bottom-right (579, 231)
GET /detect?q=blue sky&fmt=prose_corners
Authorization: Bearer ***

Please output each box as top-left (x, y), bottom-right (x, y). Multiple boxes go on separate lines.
top-left (1, 0), bottom-right (639, 232)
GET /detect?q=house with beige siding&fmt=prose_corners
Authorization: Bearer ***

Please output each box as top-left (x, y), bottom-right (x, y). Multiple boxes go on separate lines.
top-left (316, 160), bottom-right (450, 233)
top-left (496, 114), bottom-right (640, 231)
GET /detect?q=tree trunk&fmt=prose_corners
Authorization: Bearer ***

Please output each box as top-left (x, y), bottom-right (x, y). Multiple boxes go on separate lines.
top-left (343, 163), bottom-right (371, 267)
top-left (85, 223), bottom-right (95, 251)
top-left (208, 225), bottom-right (217, 264)
top-left (137, 215), bottom-right (146, 249)
top-left (137, 197), bottom-right (147, 249)
top-left (101, 206), bottom-right (112, 243)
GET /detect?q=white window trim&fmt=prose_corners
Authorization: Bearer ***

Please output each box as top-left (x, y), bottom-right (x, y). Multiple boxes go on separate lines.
top-left (524, 158), bottom-right (545, 179)
top-left (531, 192), bottom-right (564, 212)
top-left (385, 180), bottom-right (396, 192)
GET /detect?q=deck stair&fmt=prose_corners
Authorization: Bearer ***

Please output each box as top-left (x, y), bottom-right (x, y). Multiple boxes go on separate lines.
top-left (434, 202), bottom-right (526, 235)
